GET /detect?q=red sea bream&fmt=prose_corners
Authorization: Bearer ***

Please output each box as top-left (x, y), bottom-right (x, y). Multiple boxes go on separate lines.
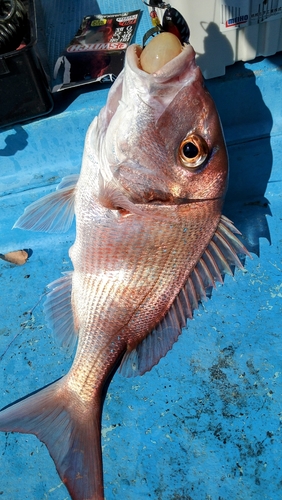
top-left (0, 33), bottom-right (249, 499)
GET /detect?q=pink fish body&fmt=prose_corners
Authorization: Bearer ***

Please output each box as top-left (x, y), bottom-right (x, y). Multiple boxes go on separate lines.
top-left (0, 34), bottom-right (248, 500)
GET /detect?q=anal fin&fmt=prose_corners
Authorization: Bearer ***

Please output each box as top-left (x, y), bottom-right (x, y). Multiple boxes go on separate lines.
top-left (44, 272), bottom-right (78, 354)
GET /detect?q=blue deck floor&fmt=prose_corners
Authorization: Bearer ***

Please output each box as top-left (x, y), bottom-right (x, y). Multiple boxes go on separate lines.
top-left (0, 1), bottom-right (282, 499)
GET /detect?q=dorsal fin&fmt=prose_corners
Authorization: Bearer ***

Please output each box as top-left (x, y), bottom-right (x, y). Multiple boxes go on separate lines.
top-left (119, 216), bottom-right (250, 377)
top-left (14, 174), bottom-right (79, 233)
top-left (44, 272), bottom-right (78, 354)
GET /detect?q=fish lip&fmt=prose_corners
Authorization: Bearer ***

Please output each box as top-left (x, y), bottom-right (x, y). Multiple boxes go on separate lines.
top-left (144, 196), bottom-right (223, 206)
top-left (127, 42), bottom-right (196, 82)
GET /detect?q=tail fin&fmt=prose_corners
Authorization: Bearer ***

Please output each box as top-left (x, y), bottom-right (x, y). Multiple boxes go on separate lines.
top-left (0, 377), bottom-right (104, 500)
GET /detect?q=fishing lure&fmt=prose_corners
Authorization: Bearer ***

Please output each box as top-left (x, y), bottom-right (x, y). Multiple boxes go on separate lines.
top-left (142, 1), bottom-right (190, 46)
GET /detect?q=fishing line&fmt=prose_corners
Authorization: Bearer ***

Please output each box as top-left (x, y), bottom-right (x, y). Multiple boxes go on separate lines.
top-left (0, 291), bottom-right (47, 362)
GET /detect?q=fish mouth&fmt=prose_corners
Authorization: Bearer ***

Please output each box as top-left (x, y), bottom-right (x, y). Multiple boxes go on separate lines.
top-left (105, 175), bottom-right (223, 213)
top-left (126, 40), bottom-right (196, 83)
top-left (121, 38), bottom-right (200, 124)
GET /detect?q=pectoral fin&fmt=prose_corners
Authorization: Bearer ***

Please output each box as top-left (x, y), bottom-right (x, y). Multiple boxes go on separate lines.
top-left (14, 174), bottom-right (79, 233)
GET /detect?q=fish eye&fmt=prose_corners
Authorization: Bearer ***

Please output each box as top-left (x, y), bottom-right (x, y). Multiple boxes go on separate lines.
top-left (179, 134), bottom-right (209, 169)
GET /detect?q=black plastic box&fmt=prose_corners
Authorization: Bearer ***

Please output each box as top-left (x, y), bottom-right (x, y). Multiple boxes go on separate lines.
top-left (0, 0), bottom-right (53, 129)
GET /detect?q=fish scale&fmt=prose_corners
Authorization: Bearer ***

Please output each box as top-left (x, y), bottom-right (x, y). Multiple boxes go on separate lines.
top-left (68, 198), bottom-right (222, 401)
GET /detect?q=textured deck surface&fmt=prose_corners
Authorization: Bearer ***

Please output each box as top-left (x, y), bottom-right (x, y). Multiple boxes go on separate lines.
top-left (0, 1), bottom-right (281, 499)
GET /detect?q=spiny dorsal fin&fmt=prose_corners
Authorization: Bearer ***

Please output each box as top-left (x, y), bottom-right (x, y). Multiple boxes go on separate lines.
top-left (120, 216), bottom-right (250, 377)
top-left (14, 174), bottom-right (79, 233)
top-left (44, 272), bottom-right (78, 354)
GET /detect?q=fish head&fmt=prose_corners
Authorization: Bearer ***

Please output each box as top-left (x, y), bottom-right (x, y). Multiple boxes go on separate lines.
top-left (98, 34), bottom-right (228, 207)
